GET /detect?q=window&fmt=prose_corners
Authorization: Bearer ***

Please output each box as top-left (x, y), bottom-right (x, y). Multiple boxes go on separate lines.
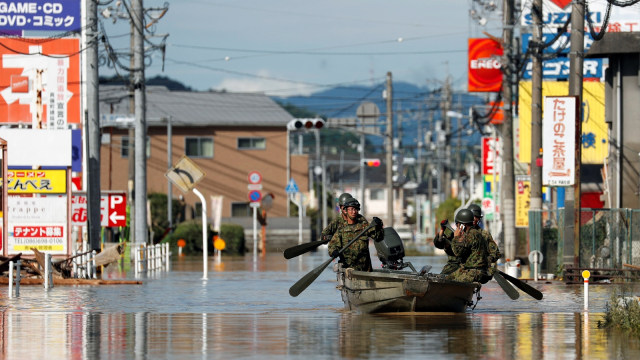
top-left (231, 202), bottom-right (251, 217)
top-left (370, 188), bottom-right (385, 200)
top-left (195, 202), bottom-right (203, 217)
top-left (186, 137), bottom-right (214, 158)
top-left (237, 137), bottom-right (266, 150)
top-left (121, 136), bottom-right (150, 158)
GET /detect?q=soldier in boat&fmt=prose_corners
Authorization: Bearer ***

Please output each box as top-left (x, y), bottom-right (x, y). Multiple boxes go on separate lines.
top-left (468, 203), bottom-right (501, 280)
top-left (327, 197), bottom-right (384, 272)
top-left (433, 218), bottom-right (460, 275)
top-left (446, 209), bottom-right (492, 283)
top-left (321, 193), bottom-right (353, 243)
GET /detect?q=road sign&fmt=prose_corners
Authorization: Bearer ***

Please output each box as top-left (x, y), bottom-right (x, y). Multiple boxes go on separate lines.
top-left (285, 178), bottom-right (299, 194)
top-left (72, 192), bottom-right (127, 227)
top-left (165, 156), bottom-right (205, 192)
top-left (248, 190), bottom-right (262, 203)
top-left (248, 171), bottom-right (262, 184)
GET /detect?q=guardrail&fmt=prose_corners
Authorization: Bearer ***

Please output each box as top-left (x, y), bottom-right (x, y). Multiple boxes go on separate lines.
top-left (134, 243), bottom-right (170, 275)
top-left (8, 260), bottom-right (22, 298)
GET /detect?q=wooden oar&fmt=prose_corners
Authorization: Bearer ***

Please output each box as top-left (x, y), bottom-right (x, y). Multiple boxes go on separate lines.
top-left (289, 220), bottom-right (379, 297)
top-left (498, 270), bottom-right (544, 300)
top-left (283, 238), bottom-right (330, 259)
top-left (494, 271), bottom-right (520, 300)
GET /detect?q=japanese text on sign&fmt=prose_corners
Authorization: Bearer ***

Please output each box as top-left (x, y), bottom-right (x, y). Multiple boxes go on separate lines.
top-left (0, 1), bottom-right (80, 32)
top-left (543, 96), bottom-right (576, 186)
top-left (4, 169), bottom-right (66, 193)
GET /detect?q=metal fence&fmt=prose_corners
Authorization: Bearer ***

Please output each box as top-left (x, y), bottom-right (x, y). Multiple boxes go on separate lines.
top-left (529, 208), bottom-right (640, 273)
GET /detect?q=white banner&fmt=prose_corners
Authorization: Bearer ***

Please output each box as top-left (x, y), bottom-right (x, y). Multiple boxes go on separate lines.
top-left (211, 195), bottom-right (224, 232)
top-left (543, 96), bottom-right (576, 186)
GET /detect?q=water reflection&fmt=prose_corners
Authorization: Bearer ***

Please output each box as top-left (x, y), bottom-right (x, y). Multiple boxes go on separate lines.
top-left (2, 311), bottom-right (639, 359)
top-left (0, 254), bottom-right (639, 359)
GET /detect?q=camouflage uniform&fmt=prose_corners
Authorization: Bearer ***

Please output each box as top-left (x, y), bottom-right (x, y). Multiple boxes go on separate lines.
top-left (433, 232), bottom-right (460, 275)
top-left (446, 227), bottom-right (491, 283)
top-left (321, 216), bottom-right (348, 242)
top-left (328, 214), bottom-right (383, 272)
top-left (473, 225), bottom-right (501, 278)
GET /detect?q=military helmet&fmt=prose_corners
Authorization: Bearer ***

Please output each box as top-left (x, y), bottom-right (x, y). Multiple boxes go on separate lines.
top-left (455, 209), bottom-right (474, 225)
top-left (343, 197), bottom-right (360, 210)
top-left (467, 203), bottom-right (483, 218)
top-left (338, 193), bottom-right (353, 207)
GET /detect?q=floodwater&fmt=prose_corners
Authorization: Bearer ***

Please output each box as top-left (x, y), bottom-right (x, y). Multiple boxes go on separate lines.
top-left (1, 251), bottom-right (640, 359)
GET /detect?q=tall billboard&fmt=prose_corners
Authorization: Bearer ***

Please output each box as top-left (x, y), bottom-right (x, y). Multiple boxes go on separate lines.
top-left (0, 38), bottom-right (80, 128)
top-left (468, 38), bottom-right (503, 92)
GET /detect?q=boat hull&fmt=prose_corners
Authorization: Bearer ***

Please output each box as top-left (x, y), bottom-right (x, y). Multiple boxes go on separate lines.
top-left (337, 267), bottom-right (481, 314)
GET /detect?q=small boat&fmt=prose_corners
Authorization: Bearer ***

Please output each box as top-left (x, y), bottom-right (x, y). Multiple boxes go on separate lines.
top-left (334, 227), bottom-right (482, 314)
top-left (335, 266), bottom-right (481, 313)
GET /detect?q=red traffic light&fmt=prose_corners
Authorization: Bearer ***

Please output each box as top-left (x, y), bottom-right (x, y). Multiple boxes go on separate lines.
top-left (364, 159), bottom-right (380, 167)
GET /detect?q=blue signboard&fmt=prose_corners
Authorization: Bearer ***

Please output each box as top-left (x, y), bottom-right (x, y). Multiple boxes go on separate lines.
top-left (521, 33), bottom-right (594, 54)
top-left (0, 1), bottom-right (81, 34)
top-left (521, 57), bottom-right (604, 80)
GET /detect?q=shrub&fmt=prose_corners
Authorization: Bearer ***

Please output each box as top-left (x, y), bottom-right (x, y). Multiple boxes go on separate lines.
top-left (161, 220), bottom-right (212, 256)
top-left (219, 223), bottom-right (246, 255)
top-left (603, 290), bottom-right (640, 336)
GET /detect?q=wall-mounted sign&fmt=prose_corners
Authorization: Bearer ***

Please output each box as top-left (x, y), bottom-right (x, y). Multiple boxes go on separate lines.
top-left (6, 169), bottom-right (66, 193)
top-left (0, 38), bottom-right (80, 128)
top-left (7, 195), bottom-right (67, 255)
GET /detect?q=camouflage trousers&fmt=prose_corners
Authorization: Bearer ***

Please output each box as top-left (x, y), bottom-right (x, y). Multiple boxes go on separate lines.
top-left (446, 268), bottom-right (491, 283)
top-left (440, 260), bottom-right (461, 275)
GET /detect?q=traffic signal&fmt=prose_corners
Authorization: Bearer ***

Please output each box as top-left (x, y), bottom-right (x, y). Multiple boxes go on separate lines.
top-left (287, 118), bottom-right (325, 131)
top-left (362, 158), bottom-right (381, 167)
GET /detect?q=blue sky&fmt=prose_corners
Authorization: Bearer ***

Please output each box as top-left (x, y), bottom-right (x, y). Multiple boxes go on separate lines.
top-left (99, 1), bottom-right (503, 96)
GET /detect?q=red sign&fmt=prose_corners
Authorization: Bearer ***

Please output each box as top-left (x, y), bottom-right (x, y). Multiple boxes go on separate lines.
top-left (0, 38), bottom-right (81, 127)
top-left (550, 0), bottom-right (571, 9)
top-left (482, 137), bottom-right (501, 176)
top-left (468, 38), bottom-right (503, 92)
top-left (248, 190), bottom-right (262, 203)
top-left (10, 75), bottom-right (28, 93)
top-left (71, 192), bottom-right (127, 227)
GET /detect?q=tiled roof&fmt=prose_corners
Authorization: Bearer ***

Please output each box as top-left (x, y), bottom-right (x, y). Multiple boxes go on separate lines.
top-left (99, 85), bottom-right (293, 127)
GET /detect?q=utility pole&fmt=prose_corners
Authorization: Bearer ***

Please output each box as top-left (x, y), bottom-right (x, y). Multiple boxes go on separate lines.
top-left (442, 77), bottom-right (452, 199)
top-left (385, 72), bottom-right (394, 227)
top-left (501, 0), bottom-right (517, 261)
top-left (128, 21), bottom-right (136, 246)
top-left (530, 0), bottom-right (543, 230)
top-left (567, 0), bottom-right (585, 267)
top-left (85, 0), bottom-right (101, 251)
top-left (133, 0), bottom-right (148, 246)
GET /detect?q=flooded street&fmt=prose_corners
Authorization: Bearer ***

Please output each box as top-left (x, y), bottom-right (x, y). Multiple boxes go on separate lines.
top-left (1, 252), bottom-right (640, 359)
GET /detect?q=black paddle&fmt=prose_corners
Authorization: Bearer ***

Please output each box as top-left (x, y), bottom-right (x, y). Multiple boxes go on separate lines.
top-left (289, 220), bottom-right (379, 297)
top-left (498, 270), bottom-right (544, 300)
top-left (493, 271), bottom-right (520, 300)
top-left (283, 238), bottom-right (330, 259)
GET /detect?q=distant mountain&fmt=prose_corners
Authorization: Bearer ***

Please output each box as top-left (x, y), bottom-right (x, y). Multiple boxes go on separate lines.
top-left (273, 81), bottom-right (489, 153)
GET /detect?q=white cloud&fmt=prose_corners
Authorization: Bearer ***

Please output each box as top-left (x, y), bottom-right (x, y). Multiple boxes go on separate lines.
top-left (214, 70), bottom-right (315, 97)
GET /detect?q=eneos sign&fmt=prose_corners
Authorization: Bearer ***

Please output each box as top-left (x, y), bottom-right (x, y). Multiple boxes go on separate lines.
top-left (468, 38), bottom-right (503, 93)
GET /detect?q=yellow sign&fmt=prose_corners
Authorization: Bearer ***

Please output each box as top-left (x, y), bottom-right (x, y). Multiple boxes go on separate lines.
top-left (515, 176), bottom-right (531, 228)
top-left (165, 156), bottom-right (205, 193)
top-left (5, 169), bottom-right (67, 193)
top-left (582, 270), bottom-right (591, 279)
top-left (518, 81), bottom-right (607, 164)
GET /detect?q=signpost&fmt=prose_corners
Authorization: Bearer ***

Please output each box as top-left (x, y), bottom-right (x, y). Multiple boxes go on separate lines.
top-left (286, 178), bottom-right (302, 245)
top-left (165, 156), bottom-right (208, 279)
top-left (247, 171), bottom-right (263, 260)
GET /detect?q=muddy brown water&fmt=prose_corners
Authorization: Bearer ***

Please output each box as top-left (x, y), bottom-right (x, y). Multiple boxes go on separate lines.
top-left (1, 252), bottom-right (639, 359)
